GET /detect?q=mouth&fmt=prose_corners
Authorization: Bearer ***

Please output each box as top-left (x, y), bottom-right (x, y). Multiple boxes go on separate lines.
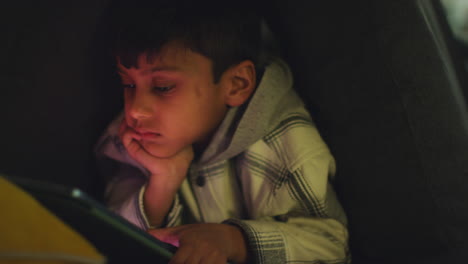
top-left (135, 130), bottom-right (162, 140)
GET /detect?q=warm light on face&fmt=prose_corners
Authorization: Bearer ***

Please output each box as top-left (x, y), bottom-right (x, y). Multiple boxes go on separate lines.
top-left (116, 44), bottom-right (229, 158)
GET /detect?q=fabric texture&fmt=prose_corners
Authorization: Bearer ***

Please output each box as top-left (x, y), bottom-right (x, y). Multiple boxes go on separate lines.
top-left (95, 58), bottom-right (349, 263)
top-left (0, 176), bottom-right (106, 264)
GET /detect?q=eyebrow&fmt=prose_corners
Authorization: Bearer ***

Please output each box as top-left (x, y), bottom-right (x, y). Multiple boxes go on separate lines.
top-left (152, 65), bottom-right (182, 71)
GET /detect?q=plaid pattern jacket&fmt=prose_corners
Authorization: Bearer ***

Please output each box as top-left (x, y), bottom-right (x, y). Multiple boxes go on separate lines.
top-left (96, 59), bottom-right (350, 263)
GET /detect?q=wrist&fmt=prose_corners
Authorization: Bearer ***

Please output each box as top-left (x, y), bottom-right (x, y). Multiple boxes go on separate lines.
top-left (147, 175), bottom-right (180, 193)
top-left (143, 181), bottom-right (178, 228)
top-left (224, 224), bottom-right (249, 264)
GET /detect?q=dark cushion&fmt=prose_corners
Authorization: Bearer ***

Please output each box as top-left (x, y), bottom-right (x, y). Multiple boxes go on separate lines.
top-left (264, 0), bottom-right (468, 263)
top-left (0, 0), bottom-right (121, 197)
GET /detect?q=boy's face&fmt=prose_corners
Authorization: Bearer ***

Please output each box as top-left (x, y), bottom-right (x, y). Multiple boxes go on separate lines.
top-left (117, 44), bottom-right (230, 158)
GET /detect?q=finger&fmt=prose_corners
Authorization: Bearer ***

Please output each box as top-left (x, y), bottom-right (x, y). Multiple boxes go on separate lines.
top-left (149, 225), bottom-right (199, 248)
top-left (125, 139), bottom-right (146, 160)
top-left (169, 244), bottom-right (198, 264)
top-left (118, 118), bottom-right (137, 140)
top-left (120, 127), bottom-right (140, 148)
top-left (149, 225), bottom-right (190, 239)
top-left (119, 124), bottom-right (145, 160)
top-left (149, 226), bottom-right (187, 247)
top-left (201, 251), bottom-right (226, 264)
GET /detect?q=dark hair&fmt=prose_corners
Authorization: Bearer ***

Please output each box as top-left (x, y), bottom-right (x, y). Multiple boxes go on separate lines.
top-left (109, 0), bottom-right (266, 83)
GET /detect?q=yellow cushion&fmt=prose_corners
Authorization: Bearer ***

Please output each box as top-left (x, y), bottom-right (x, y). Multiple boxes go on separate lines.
top-left (0, 176), bottom-right (106, 264)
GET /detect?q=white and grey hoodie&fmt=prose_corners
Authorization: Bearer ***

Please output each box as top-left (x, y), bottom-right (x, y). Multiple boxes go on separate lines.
top-left (95, 59), bottom-right (349, 264)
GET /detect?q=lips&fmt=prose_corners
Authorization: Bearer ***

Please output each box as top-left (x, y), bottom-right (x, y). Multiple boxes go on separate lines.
top-left (140, 132), bottom-right (158, 137)
top-left (135, 130), bottom-right (161, 139)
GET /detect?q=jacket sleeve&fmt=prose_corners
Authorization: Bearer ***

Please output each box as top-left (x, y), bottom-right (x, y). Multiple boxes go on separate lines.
top-left (103, 162), bottom-right (184, 230)
top-left (95, 131), bottom-right (184, 229)
top-left (104, 163), bottom-right (148, 229)
top-left (224, 216), bottom-right (348, 264)
top-left (95, 114), bottom-right (184, 229)
top-left (224, 126), bottom-right (350, 263)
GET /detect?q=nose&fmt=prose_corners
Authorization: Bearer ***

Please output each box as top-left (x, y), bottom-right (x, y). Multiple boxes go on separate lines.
top-left (126, 89), bottom-right (153, 122)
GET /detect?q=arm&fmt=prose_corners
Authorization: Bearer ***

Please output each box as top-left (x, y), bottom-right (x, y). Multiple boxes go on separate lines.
top-left (96, 117), bottom-right (192, 229)
top-left (225, 214), bottom-right (349, 264)
top-left (99, 149), bottom-right (188, 229)
top-left (224, 122), bottom-right (349, 263)
top-left (148, 151), bottom-right (349, 264)
top-left (118, 120), bottom-right (193, 228)
top-left (145, 116), bottom-right (348, 263)
top-left (225, 146), bottom-right (349, 263)
top-left (104, 165), bottom-right (186, 229)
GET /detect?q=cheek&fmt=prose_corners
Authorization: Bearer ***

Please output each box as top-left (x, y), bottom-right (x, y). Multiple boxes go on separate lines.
top-left (123, 91), bottom-right (132, 110)
top-left (123, 101), bottom-right (132, 121)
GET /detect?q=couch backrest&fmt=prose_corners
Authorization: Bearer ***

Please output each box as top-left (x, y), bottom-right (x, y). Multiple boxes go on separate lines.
top-left (264, 0), bottom-right (468, 263)
top-left (0, 0), bottom-right (120, 198)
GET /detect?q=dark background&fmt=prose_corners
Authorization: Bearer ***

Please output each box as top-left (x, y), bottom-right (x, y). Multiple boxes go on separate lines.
top-left (1, 0), bottom-right (120, 198)
top-left (1, 0), bottom-right (468, 263)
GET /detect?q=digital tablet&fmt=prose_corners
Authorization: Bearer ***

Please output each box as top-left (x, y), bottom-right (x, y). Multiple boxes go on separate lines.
top-left (7, 176), bottom-right (177, 264)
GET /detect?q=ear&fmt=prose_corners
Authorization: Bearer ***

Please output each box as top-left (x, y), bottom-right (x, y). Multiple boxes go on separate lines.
top-left (222, 60), bottom-right (256, 107)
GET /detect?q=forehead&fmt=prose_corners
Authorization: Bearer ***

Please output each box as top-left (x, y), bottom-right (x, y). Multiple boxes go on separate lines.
top-left (117, 43), bottom-right (212, 76)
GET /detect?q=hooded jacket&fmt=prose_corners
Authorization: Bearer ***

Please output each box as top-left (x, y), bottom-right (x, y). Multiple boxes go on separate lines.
top-left (95, 58), bottom-right (349, 263)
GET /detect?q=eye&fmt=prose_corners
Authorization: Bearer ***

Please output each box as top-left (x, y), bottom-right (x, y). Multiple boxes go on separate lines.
top-left (153, 86), bottom-right (174, 93)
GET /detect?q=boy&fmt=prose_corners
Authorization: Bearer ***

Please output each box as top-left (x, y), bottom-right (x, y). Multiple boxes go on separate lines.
top-left (95, 0), bottom-right (349, 263)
